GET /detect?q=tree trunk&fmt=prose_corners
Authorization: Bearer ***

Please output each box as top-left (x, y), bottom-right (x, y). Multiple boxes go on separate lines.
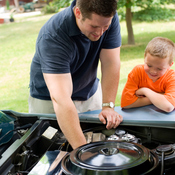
top-left (126, 6), bottom-right (135, 45)
top-left (14, 0), bottom-right (19, 9)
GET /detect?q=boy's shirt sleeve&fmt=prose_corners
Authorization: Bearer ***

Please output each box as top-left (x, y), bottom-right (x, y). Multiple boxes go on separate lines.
top-left (164, 70), bottom-right (175, 107)
top-left (121, 66), bottom-right (140, 108)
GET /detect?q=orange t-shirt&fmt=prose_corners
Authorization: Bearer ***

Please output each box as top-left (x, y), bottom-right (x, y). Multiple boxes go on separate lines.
top-left (121, 64), bottom-right (175, 108)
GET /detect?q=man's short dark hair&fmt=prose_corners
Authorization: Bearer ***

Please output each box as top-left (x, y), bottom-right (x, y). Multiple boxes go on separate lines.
top-left (76, 0), bottom-right (117, 19)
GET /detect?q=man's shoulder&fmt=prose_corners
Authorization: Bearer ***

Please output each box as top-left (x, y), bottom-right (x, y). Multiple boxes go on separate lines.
top-left (40, 6), bottom-right (75, 35)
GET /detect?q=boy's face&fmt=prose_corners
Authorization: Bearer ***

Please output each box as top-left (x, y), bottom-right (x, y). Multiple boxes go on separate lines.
top-left (144, 53), bottom-right (173, 82)
top-left (74, 7), bottom-right (112, 41)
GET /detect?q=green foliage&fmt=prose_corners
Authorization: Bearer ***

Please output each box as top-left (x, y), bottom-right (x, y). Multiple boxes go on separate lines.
top-left (117, 0), bottom-right (175, 9)
top-left (133, 7), bottom-right (175, 21)
top-left (42, 0), bottom-right (72, 14)
top-left (117, 0), bottom-right (175, 21)
top-left (117, 7), bottom-right (126, 20)
top-left (6, 0), bottom-right (10, 10)
top-left (42, 3), bottom-right (56, 14)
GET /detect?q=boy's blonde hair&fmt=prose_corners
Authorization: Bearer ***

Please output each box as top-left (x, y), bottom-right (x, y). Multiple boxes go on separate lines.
top-left (144, 37), bottom-right (175, 65)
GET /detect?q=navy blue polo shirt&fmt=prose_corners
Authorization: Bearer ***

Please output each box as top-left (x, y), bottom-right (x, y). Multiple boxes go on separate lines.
top-left (29, 0), bottom-right (121, 101)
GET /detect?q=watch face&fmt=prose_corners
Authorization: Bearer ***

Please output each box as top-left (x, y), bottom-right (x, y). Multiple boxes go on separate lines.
top-left (102, 102), bottom-right (115, 108)
top-left (109, 102), bottom-right (114, 108)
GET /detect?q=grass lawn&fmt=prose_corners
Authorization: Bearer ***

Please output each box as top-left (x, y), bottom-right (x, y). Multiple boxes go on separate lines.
top-left (0, 14), bottom-right (175, 112)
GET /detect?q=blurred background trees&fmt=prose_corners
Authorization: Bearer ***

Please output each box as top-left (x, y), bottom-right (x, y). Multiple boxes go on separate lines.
top-left (41, 0), bottom-right (175, 45)
top-left (117, 0), bottom-right (175, 45)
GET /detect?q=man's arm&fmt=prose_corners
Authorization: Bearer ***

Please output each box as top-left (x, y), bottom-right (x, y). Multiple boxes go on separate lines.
top-left (98, 47), bottom-right (123, 129)
top-left (43, 73), bottom-right (86, 149)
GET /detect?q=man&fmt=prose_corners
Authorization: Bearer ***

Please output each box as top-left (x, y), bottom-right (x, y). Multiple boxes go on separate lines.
top-left (29, 0), bottom-right (123, 149)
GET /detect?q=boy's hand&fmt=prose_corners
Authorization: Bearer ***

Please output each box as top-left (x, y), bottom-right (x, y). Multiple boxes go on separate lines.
top-left (135, 87), bottom-right (148, 97)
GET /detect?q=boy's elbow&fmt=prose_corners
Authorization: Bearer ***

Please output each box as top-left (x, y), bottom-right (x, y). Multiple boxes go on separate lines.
top-left (122, 106), bottom-right (131, 109)
top-left (163, 106), bottom-right (174, 113)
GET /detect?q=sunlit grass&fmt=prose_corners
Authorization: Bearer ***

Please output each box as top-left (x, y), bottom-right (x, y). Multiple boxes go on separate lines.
top-left (0, 15), bottom-right (175, 112)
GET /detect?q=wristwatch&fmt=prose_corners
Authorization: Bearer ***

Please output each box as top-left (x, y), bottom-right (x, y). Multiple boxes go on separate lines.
top-left (102, 102), bottom-right (115, 108)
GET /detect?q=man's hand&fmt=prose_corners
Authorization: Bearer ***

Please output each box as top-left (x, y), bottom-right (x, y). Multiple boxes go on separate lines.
top-left (98, 108), bottom-right (123, 130)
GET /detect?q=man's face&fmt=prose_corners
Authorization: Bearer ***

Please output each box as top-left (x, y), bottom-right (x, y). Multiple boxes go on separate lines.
top-left (144, 53), bottom-right (172, 82)
top-left (75, 7), bottom-right (112, 41)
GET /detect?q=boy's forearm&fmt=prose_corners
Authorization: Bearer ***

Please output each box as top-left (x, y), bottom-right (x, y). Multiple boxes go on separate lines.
top-left (143, 89), bottom-right (174, 112)
top-left (122, 97), bottom-right (152, 109)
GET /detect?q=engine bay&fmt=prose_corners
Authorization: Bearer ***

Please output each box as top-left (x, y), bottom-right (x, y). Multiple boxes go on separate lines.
top-left (0, 106), bottom-right (175, 175)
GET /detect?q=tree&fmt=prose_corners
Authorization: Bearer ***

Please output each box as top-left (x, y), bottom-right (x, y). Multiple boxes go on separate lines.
top-left (125, 0), bottom-right (135, 45)
top-left (117, 0), bottom-right (175, 45)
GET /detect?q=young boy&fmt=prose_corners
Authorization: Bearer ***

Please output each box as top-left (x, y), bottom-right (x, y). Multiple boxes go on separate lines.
top-left (121, 37), bottom-right (175, 113)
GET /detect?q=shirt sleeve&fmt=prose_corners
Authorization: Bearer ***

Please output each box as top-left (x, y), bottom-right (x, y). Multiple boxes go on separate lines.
top-left (121, 66), bottom-right (140, 108)
top-left (164, 70), bottom-right (175, 107)
top-left (37, 30), bottom-right (73, 74)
